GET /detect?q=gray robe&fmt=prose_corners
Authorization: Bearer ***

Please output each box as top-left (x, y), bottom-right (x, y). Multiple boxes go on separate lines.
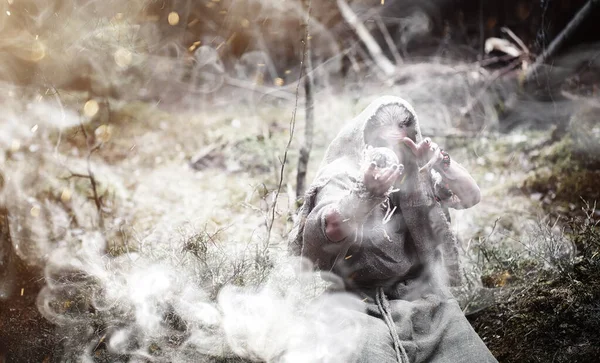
top-left (289, 96), bottom-right (497, 363)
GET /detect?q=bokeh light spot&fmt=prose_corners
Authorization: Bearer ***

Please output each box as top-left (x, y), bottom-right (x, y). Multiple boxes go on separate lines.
top-left (83, 100), bottom-right (99, 118)
top-left (168, 12), bottom-right (180, 26)
top-left (114, 47), bottom-right (132, 68)
top-left (95, 124), bottom-right (114, 143)
top-left (30, 206), bottom-right (40, 218)
top-left (10, 140), bottom-right (20, 152)
top-left (60, 188), bottom-right (72, 203)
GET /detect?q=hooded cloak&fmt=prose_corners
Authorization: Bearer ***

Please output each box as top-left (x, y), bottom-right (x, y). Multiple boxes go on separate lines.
top-left (287, 96), bottom-right (497, 363)
top-left (289, 95), bottom-right (460, 289)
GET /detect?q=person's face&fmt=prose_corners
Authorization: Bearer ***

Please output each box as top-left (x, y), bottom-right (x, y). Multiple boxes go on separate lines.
top-left (372, 125), bottom-right (408, 164)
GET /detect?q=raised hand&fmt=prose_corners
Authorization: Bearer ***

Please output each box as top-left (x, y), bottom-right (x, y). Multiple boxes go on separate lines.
top-left (403, 137), bottom-right (443, 172)
top-left (363, 162), bottom-right (403, 197)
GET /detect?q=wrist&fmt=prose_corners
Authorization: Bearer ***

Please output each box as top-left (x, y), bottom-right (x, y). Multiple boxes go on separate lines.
top-left (439, 149), bottom-right (451, 171)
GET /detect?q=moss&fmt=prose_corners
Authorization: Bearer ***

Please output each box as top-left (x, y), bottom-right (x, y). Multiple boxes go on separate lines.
top-left (470, 210), bottom-right (600, 363)
top-left (522, 134), bottom-right (600, 212)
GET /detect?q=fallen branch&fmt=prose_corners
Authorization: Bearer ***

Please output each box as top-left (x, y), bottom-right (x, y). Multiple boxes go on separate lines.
top-left (189, 139), bottom-right (228, 170)
top-left (337, 0), bottom-right (396, 76)
top-left (375, 15), bottom-right (403, 65)
top-left (560, 90), bottom-right (600, 108)
top-left (501, 27), bottom-right (530, 55)
top-left (525, 0), bottom-right (599, 83)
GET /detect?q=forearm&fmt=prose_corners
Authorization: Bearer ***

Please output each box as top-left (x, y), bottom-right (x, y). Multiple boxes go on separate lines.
top-left (438, 161), bottom-right (480, 208)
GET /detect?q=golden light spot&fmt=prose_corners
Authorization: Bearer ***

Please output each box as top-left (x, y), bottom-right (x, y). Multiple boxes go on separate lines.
top-left (206, 2), bottom-right (215, 8)
top-left (30, 206), bottom-right (41, 217)
top-left (284, 69), bottom-right (291, 75)
top-left (60, 188), bottom-right (72, 203)
top-left (31, 124), bottom-right (38, 133)
top-left (83, 99), bottom-right (99, 118)
top-left (6, 10), bottom-right (11, 16)
top-left (219, 10), bottom-right (227, 15)
top-left (381, 0), bottom-right (385, 4)
top-left (188, 40), bottom-right (201, 52)
top-left (95, 124), bottom-right (114, 143)
top-left (227, 33), bottom-right (237, 45)
top-left (114, 47), bottom-right (132, 68)
top-left (167, 11), bottom-right (180, 26)
top-left (64, 301), bottom-right (72, 309)
top-left (274, 77), bottom-right (284, 87)
top-left (27, 40), bottom-right (46, 62)
top-left (10, 139), bottom-right (20, 152)
top-left (20, 288), bottom-right (24, 296)
top-left (241, 18), bottom-right (250, 28)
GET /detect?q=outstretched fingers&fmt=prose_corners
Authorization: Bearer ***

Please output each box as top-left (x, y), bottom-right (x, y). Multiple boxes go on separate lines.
top-left (384, 165), bottom-right (403, 185)
top-left (377, 165), bottom-right (395, 180)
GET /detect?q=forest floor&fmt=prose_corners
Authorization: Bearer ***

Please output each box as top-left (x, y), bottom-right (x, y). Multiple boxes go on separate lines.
top-left (1, 86), bottom-right (599, 362)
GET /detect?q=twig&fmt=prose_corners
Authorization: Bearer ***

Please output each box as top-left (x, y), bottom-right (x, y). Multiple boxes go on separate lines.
top-left (460, 58), bottom-right (523, 116)
top-left (189, 138), bottom-right (228, 170)
top-left (474, 54), bottom-right (518, 68)
top-left (224, 76), bottom-right (296, 101)
top-left (265, 0), bottom-right (312, 247)
top-left (78, 109), bottom-right (105, 229)
top-left (560, 90), bottom-right (600, 108)
top-left (501, 27), bottom-right (530, 55)
top-left (375, 15), bottom-right (403, 65)
top-left (295, 0), bottom-right (315, 200)
top-left (525, 0), bottom-right (599, 83)
top-left (337, 0), bottom-right (396, 76)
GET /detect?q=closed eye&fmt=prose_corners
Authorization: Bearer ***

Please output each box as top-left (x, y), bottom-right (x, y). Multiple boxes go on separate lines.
top-left (400, 117), bottom-right (414, 128)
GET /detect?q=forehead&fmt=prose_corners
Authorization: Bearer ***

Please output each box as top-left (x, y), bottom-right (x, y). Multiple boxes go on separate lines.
top-left (372, 104), bottom-right (414, 126)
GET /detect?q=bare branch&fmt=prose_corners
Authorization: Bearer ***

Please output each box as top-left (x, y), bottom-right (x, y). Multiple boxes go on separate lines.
top-left (460, 58), bottom-right (523, 117)
top-left (337, 0), bottom-right (396, 76)
top-left (296, 0), bottom-right (315, 199)
top-left (501, 27), bottom-right (530, 55)
top-left (525, 0), bottom-right (599, 82)
top-left (265, 0), bottom-right (312, 246)
top-left (375, 15), bottom-right (403, 65)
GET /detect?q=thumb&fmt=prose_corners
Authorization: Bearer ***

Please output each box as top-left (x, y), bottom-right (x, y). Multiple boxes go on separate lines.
top-left (402, 137), bottom-right (418, 156)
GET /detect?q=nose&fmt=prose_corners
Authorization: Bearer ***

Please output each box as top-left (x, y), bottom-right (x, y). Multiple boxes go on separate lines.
top-left (383, 129), bottom-right (406, 141)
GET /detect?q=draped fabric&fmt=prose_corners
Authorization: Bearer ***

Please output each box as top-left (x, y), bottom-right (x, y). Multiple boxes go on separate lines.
top-left (288, 96), bottom-right (497, 362)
